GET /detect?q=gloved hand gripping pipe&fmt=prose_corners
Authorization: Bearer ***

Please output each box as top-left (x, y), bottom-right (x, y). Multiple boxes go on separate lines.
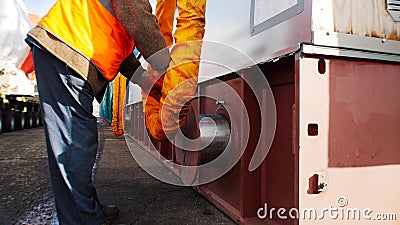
top-left (142, 0), bottom-right (207, 141)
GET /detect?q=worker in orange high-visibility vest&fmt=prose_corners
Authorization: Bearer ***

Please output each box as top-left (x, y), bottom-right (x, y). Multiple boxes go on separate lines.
top-left (25, 0), bottom-right (170, 224)
top-left (143, 0), bottom-right (207, 140)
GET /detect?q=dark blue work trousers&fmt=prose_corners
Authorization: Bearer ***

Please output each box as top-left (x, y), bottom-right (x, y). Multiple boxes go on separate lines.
top-left (32, 46), bottom-right (104, 225)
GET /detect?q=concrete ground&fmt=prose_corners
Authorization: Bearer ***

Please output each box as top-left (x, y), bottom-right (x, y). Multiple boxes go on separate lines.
top-left (0, 119), bottom-right (236, 225)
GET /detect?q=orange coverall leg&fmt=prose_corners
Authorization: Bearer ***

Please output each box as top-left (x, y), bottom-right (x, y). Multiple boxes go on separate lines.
top-left (144, 0), bottom-right (207, 140)
top-left (155, 0), bottom-right (176, 47)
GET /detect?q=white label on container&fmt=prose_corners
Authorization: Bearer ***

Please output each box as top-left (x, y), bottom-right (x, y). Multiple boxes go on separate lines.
top-left (254, 0), bottom-right (298, 26)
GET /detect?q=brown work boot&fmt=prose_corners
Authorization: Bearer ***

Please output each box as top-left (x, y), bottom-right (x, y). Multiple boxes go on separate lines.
top-left (101, 204), bottom-right (120, 220)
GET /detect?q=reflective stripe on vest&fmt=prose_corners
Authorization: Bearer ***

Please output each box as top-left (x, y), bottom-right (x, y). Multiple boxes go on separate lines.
top-left (38, 0), bottom-right (135, 81)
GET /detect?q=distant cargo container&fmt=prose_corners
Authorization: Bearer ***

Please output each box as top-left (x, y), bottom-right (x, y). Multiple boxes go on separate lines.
top-left (0, 0), bottom-right (41, 133)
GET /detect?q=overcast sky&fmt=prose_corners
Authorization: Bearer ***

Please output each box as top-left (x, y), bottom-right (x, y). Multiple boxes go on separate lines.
top-left (22, 0), bottom-right (56, 17)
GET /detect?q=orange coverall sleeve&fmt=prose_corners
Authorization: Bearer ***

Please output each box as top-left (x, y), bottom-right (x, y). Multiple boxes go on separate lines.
top-left (144, 0), bottom-right (207, 140)
top-left (111, 74), bottom-right (126, 136)
top-left (155, 0), bottom-right (176, 47)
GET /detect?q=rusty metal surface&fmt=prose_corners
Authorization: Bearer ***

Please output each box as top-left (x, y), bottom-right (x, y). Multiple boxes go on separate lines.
top-left (327, 58), bottom-right (400, 167)
top-left (197, 77), bottom-right (247, 217)
top-left (258, 57), bottom-right (297, 225)
top-left (192, 57), bottom-right (296, 224)
top-left (262, 84), bottom-right (296, 225)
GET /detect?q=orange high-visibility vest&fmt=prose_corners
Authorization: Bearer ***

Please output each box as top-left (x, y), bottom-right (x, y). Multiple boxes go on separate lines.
top-left (38, 0), bottom-right (135, 81)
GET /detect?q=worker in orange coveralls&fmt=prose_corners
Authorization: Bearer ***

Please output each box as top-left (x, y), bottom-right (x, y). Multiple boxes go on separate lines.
top-left (143, 0), bottom-right (207, 140)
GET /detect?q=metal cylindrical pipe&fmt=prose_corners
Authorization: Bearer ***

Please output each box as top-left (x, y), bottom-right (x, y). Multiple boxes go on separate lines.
top-left (199, 114), bottom-right (231, 164)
